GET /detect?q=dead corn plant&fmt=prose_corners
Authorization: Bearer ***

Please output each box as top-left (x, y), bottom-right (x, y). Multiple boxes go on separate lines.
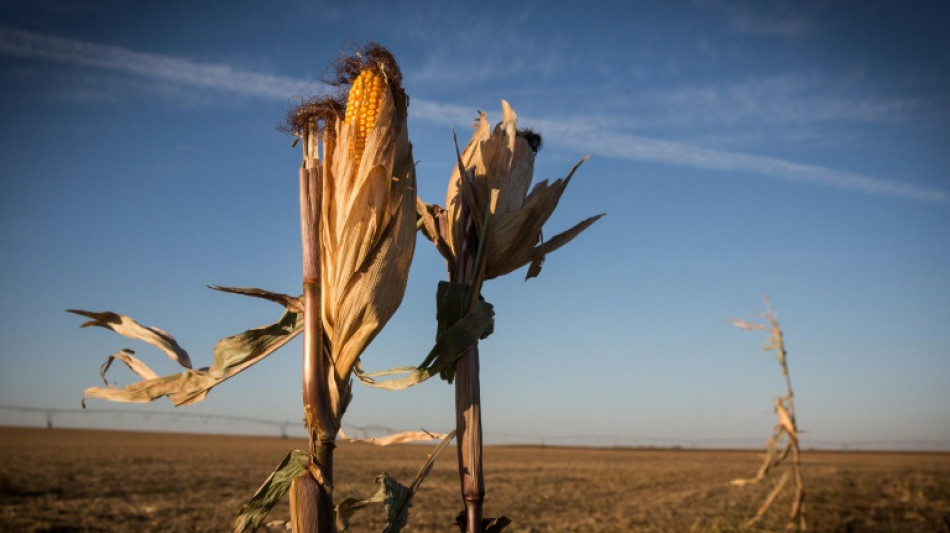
top-left (69, 44), bottom-right (453, 533)
top-left (727, 297), bottom-right (806, 531)
top-left (356, 101), bottom-right (604, 532)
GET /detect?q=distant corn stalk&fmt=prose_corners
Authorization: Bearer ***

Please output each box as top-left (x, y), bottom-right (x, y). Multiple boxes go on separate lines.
top-left (727, 297), bottom-right (806, 531)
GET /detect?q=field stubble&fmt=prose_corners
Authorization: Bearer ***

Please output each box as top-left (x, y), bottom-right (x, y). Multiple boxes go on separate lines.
top-left (1, 428), bottom-right (947, 532)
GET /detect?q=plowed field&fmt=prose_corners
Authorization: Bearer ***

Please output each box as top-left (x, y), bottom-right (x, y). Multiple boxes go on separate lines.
top-left (1, 427), bottom-right (948, 532)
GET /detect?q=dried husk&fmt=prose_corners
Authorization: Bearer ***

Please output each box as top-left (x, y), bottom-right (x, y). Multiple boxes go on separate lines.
top-left (314, 76), bottom-right (416, 384)
top-left (437, 100), bottom-right (603, 280)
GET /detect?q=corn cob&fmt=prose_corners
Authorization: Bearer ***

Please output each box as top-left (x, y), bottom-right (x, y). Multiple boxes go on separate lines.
top-left (344, 68), bottom-right (385, 167)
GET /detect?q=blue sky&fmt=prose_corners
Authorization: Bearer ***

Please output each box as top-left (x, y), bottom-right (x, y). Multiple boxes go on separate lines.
top-left (1, 1), bottom-right (948, 449)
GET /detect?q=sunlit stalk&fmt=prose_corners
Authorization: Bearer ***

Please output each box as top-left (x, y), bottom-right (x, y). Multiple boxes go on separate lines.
top-left (292, 131), bottom-right (335, 533)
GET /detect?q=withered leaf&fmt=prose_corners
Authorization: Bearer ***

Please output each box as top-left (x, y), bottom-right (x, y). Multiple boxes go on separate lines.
top-left (233, 449), bottom-right (310, 533)
top-left (74, 287), bottom-right (303, 406)
top-left (354, 282), bottom-right (494, 390)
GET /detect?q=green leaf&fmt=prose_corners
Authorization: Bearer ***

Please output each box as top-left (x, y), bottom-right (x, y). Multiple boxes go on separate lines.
top-left (354, 282), bottom-right (493, 390)
top-left (232, 450), bottom-right (309, 533)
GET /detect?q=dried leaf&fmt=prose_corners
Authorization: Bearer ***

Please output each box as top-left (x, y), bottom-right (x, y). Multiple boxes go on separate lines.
top-left (209, 285), bottom-right (303, 313)
top-left (724, 319), bottom-right (765, 331)
top-left (338, 474), bottom-right (410, 533)
top-left (233, 450), bottom-right (309, 533)
top-left (336, 431), bottom-right (455, 532)
top-left (775, 399), bottom-right (797, 441)
top-left (67, 309), bottom-right (192, 369)
top-left (354, 282), bottom-right (494, 390)
top-left (75, 287), bottom-right (303, 406)
top-left (338, 427), bottom-right (448, 446)
top-left (526, 212), bottom-right (605, 280)
top-left (99, 349), bottom-right (158, 383)
top-left (416, 198), bottom-right (455, 272)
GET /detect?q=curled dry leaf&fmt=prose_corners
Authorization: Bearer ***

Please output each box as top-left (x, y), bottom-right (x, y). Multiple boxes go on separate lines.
top-left (99, 349), bottom-right (158, 384)
top-left (71, 287), bottom-right (303, 406)
top-left (68, 309), bottom-right (192, 368)
top-left (335, 430), bottom-right (456, 532)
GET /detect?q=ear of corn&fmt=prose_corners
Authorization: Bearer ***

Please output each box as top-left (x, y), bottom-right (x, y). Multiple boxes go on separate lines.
top-left (309, 62), bottom-right (416, 385)
top-left (344, 68), bottom-right (385, 170)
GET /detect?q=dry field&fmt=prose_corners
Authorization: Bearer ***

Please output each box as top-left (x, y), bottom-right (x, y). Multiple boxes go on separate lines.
top-left (1, 427), bottom-right (948, 532)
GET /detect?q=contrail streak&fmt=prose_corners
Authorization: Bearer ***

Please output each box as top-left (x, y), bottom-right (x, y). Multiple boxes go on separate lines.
top-left (2, 26), bottom-right (946, 205)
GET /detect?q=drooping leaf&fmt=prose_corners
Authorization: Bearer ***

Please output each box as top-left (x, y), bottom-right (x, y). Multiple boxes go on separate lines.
top-left (377, 473), bottom-right (412, 533)
top-left (432, 281), bottom-right (473, 382)
top-left (335, 431), bottom-right (455, 532)
top-left (209, 285), bottom-right (304, 312)
top-left (75, 287), bottom-right (303, 406)
top-left (67, 309), bottom-right (192, 368)
top-left (354, 282), bottom-right (493, 390)
top-left (335, 494), bottom-right (381, 532)
top-left (99, 349), bottom-right (158, 383)
top-left (233, 450), bottom-right (309, 533)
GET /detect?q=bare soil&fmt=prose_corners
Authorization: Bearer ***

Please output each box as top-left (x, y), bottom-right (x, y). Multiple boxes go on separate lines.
top-left (1, 427), bottom-right (948, 532)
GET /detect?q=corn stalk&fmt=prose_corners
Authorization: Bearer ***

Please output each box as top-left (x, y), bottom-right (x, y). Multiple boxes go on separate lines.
top-left (285, 45), bottom-right (418, 532)
top-left (727, 297), bottom-right (806, 531)
top-left (71, 43), bottom-right (439, 533)
top-left (354, 102), bottom-right (599, 532)
top-left (293, 134), bottom-right (335, 532)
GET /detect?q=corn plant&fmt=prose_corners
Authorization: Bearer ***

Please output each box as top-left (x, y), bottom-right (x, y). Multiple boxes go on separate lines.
top-left (357, 101), bottom-right (603, 532)
top-left (727, 297), bottom-right (806, 531)
top-left (69, 44), bottom-right (452, 533)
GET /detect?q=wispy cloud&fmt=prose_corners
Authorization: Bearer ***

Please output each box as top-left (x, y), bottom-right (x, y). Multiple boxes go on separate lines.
top-left (2, 26), bottom-right (946, 206)
top-left (639, 73), bottom-right (918, 127)
top-left (534, 120), bottom-right (948, 204)
top-left (0, 26), bottom-right (313, 99)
